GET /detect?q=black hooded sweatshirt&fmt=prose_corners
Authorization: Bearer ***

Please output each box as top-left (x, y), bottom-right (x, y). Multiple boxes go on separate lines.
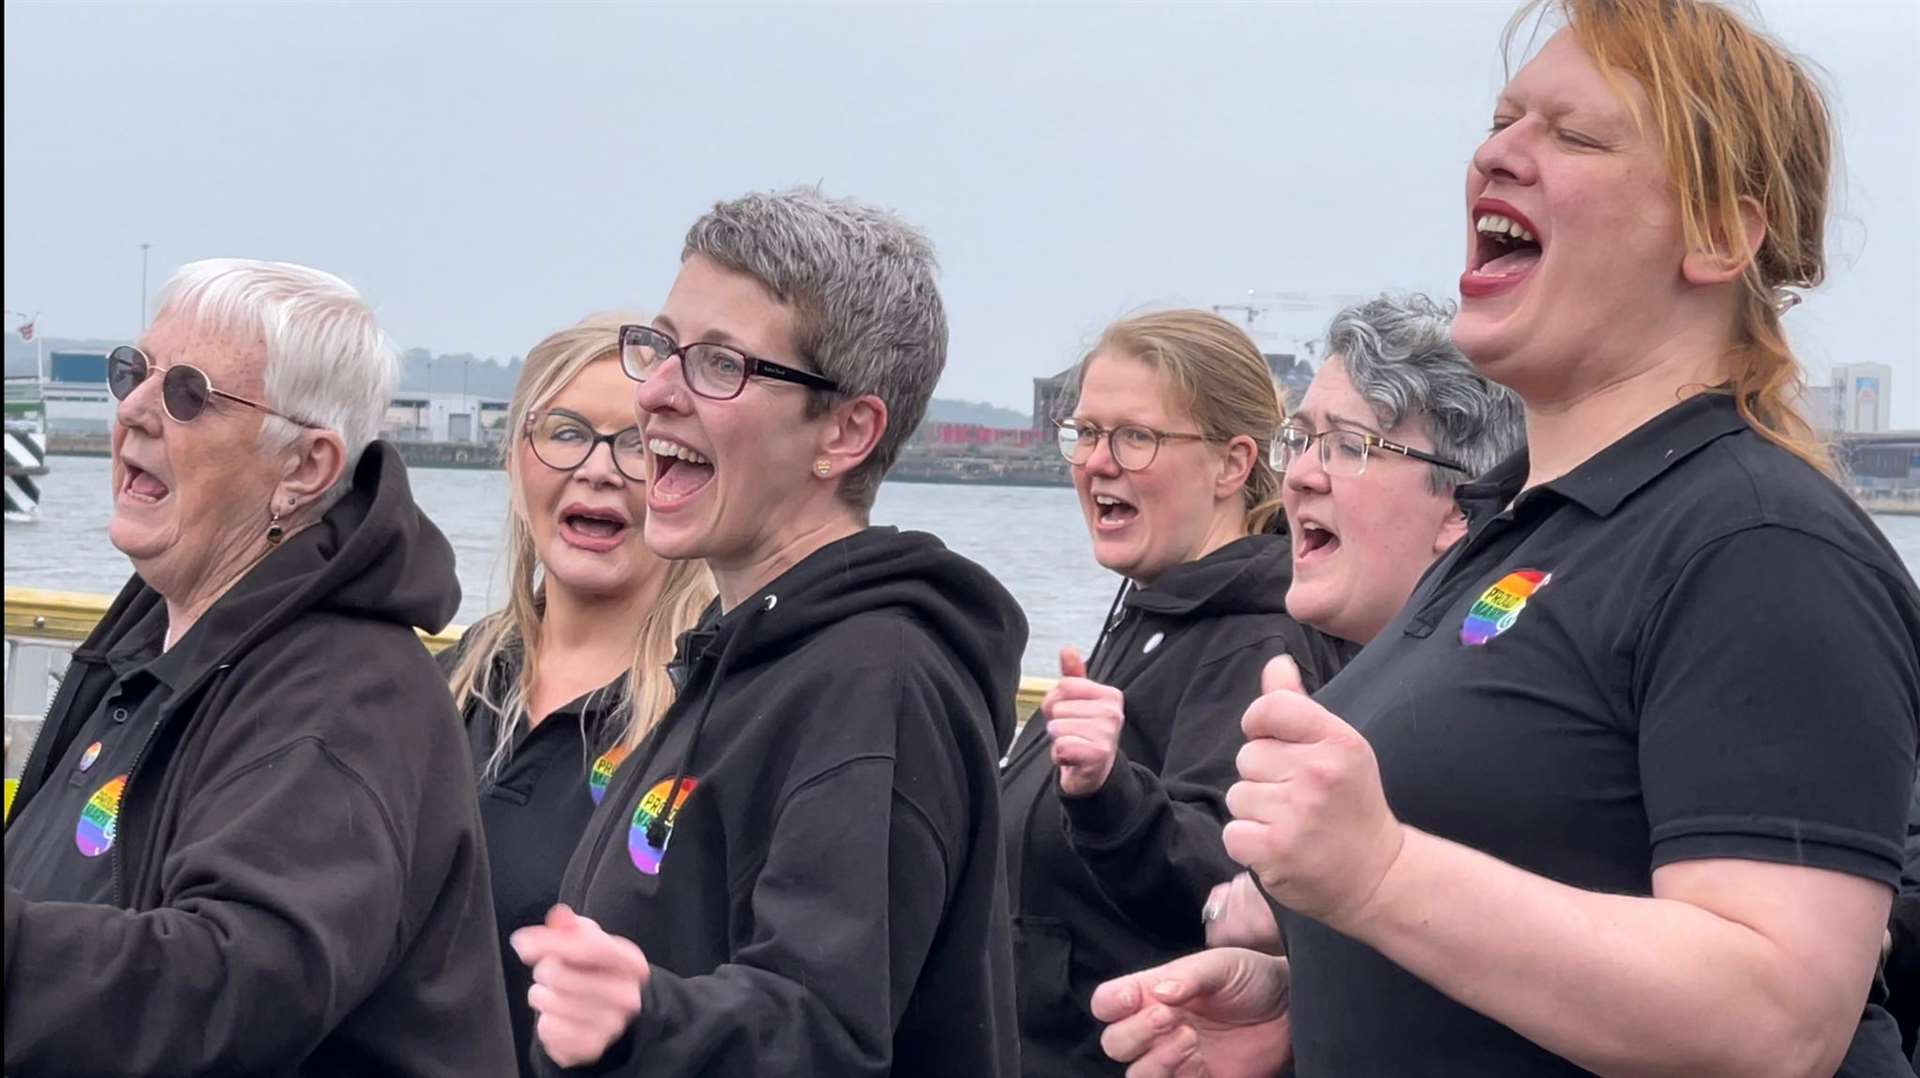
top-left (542, 526), bottom-right (1028, 1077)
top-left (999, 533), bottom-right (1354, 1075)
top-left (2, 442), bottom-right (516, 1077)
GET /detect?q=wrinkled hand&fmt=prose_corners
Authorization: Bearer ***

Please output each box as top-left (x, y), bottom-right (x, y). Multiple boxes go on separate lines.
top-left (1091, 948), bottom-right (1293, 1077)
top-left (510, 904), bottom-right (651, 1067)
top-left (1044, 646), bottom-right (1126, 797)
top-left (1203, 871), bottom-right (1283, 952)
top-left (1222, 656), bottom-right (1405, 930)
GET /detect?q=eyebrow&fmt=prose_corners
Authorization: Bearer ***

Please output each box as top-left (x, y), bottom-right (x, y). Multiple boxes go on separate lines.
top-left (544, 406), bottom-right (638, 433)
top-left (651, 314), bottom-right (750, 351)
top-left (1321, 409), bottom-right (1384, 437)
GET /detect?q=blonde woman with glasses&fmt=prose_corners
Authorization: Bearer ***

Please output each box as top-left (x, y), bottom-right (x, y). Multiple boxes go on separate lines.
top-left (440, 313), bottom-right (712, 1076)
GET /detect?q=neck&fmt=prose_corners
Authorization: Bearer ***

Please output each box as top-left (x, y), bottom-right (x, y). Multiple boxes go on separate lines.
top-left (1134, 508), bottom-right (1249, 588)
top-left (714, 512), bottom-right (864, 612)
top-left (158, 530), bottom-right (287, 651)
top-left (538, 569), bottom-right (666, 665)
top-left (1519, 329), bottom-right (1725, 489)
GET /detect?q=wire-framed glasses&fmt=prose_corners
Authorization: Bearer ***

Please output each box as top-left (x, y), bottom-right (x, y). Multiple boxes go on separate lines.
top-left (1271, 423), bottom-right (1469, 477)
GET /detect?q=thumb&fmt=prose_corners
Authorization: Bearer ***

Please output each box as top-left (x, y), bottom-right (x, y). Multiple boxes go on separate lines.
top-left (1060, 646), bottom-right (1087, 680)
top-left (546, 903), bottom-right (582, 932)
top-left (1261, 655), bottom-right (1305, 696)
top-left (1147, 949), bottom-right (1246, 1006)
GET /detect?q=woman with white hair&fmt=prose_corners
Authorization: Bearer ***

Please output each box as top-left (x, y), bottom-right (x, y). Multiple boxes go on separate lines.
top-left (3, 259), bottom-right (514, 1075)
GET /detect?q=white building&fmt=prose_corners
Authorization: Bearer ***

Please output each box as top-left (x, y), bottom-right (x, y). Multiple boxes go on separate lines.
top-left (1831, 362), bottom-right (1893, 434)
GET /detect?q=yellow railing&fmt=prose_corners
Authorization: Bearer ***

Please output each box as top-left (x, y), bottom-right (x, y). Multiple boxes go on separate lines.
top-left (5, 587), bottom-right (1051, 717)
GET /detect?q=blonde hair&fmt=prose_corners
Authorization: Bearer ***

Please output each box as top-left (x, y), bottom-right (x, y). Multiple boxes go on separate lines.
top-left (1077, 310), bottom-right (1285, 532)
top-left (1509, 0), bottom-right (1836, 475)
top-left (447, 312), bottom-right (715, 779)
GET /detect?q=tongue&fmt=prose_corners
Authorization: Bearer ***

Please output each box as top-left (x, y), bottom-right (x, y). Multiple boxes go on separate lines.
top-left (129, 471), bottom-right (169, 498)
top-left (1481, 247), bottom-right (1542, 275)
top-left (655, 460), bottom-right (714, 500)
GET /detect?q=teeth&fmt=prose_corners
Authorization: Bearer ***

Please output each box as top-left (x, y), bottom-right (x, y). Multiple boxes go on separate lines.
top-left (1476, 213), bottom-right (1536, 244)
top-left (1302, 522), bottom-right (1324, 532)
top-left (647, 438), bottom-right (710, 465)
top-left (1095, 495), bottom-right (1127, 507)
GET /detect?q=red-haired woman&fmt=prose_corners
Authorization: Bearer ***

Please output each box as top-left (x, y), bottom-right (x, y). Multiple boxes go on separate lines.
top-left (1094, 3), bottom-right (1919, 1074)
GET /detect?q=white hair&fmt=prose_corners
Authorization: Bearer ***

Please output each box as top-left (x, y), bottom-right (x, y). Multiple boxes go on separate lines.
top-left (153, 258), bottom-right (397, 500)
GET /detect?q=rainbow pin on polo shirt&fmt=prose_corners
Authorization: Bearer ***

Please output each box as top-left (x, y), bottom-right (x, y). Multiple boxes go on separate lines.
top-left (1461, 570), bottom-right (1551, 647)
top-left (588, 745), bottom-right (631, 806)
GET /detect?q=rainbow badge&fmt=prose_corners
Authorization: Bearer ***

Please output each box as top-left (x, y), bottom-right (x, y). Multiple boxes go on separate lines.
top-left (629, 777), bottom-right (698, 876)
top-left (78, 741), bottom-right (103, 772)
top-left (75, 774), bottom-right (128, 858)
top-left (1461, 570), bottom-right (1551, 647)
top-left (588, 745), bottom-right (631, 806)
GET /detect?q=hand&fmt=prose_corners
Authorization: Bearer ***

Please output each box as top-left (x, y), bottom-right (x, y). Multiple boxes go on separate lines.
top-left (1222, 656), bottom-right (1405, 930)
top-left (510, 904), bottom-right (652, 1067)
top-left (1203, 872), bottom-right (1283, 953)
top-left (1091, 948), bottom-right (1293, 1077)
top-left (1044, 646), bottom-right (1127, 797)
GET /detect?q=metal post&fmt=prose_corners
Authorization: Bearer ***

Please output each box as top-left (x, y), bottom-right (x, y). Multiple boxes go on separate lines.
top-left (138, 243), bottom-right (151, 331)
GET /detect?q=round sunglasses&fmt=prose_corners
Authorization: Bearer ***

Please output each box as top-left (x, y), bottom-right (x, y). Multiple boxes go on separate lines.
top-left (107, 345), bottom-right (318, 427)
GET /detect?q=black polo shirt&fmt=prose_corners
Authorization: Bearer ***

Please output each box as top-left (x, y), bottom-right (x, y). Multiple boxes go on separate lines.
top-left (4, 602), bottom-right (189, 905)
top-left (463, 663), bottom-right (628, 1078)
top-left (1281, 393), bottom-right (1920, 1075)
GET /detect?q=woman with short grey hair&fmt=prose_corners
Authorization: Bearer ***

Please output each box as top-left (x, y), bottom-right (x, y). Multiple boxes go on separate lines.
top-left (4, 258), bottom-right (514, 1075)
top-left (511, 189), bottom-right (1027, 1077)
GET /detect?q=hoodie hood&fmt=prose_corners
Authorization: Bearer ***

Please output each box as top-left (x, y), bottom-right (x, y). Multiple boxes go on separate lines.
top-left (1124, 533), bottom-right (1293, 620)
top-left (78, 441), bottom-right (459, 678)
top-left (700, 526), bottom-right (1029, 745)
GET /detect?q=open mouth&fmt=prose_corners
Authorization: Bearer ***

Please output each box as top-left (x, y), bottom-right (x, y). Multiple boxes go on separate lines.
top-left (121, 463), bottom-right (171, 504)
top-left (1463, 200), bottom-right (1543, 296)
top-left (647, 436), bottom-right (715, 507)
top-left (1092, 493), bottom-right (1139, 529)
top-left (1295, 520), bottom-right (1341, 562)
top-left (559, 504), bottom-right (630, 546)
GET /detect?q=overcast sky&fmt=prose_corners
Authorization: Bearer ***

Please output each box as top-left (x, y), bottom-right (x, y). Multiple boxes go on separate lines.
top-left (5, 0), bottom-right (1915, 420)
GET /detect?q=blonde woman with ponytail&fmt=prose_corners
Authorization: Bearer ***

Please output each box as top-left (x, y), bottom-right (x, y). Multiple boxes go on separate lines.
top-left (1096, 3), bottom-right (1920, 1075)
top-left (441, 313), bottom-right (712, 1075)
top-left (1000, 309), bottom-right (1351, 1075)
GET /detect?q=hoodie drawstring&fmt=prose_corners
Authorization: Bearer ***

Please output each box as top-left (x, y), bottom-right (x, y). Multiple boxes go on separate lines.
top-left (645, 602), bottom-right (761, 849)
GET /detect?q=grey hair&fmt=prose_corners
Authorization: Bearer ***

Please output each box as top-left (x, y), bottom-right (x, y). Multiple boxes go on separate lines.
top-left (154, 258), bottom-right (398, 506)
top-left (683, 187), bottom-right (947, 512)
top-left (1325, 293), bottom-right (1525, 494)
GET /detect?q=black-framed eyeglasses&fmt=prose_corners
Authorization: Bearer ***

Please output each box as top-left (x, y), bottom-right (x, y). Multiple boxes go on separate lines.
top-left (617, 324), bottom-right (839, 401)
top-left (107, 345), bottom-right (319, 427)
top-left (1056, 418), bottom-right (1216, 472)
top-left (525, 408), bottom-right (648, 482)
top-left (1272, 423), bottom-right (1470, 477)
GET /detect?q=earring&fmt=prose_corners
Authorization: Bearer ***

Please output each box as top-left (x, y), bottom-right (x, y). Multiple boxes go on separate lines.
top-left (266, 509), bottom-right (285, 545)
top-left (813, 458), bottom-right (832, 478)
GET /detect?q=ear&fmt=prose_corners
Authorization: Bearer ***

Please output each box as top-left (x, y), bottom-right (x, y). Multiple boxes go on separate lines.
top-left (277, 428), bottom-right (349, 518)
top-left (1214, 434), bottom-right (1258, 502)
top-left (1433, 500), bottom-right (1469, 556)
top-left (1682, 196), bottom-right (1768, 287)
top-left (814, 394), bottom-right (889, 480)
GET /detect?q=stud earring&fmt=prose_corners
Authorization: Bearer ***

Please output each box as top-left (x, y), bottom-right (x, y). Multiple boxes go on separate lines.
top-left (813, 459), bottom-right (833, 478)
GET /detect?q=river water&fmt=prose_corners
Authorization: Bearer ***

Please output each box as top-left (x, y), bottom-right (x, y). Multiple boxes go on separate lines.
top-left (12, 455), bottom-right (1920, 677)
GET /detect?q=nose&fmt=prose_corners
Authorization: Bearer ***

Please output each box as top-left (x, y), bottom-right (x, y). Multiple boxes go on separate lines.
top-left (634, 354), bottom-right (692, 419)
top-left (574, 438), bottom-right (624, 487)
top-left (1470, 118), bottom-right (1537, 188)
top-left (1080, 432), bottom-right (1123, 478)
top-left (1283, 444), bottom-right (1331, 495)
top-left (115, 367), bottom-right (165, 435)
